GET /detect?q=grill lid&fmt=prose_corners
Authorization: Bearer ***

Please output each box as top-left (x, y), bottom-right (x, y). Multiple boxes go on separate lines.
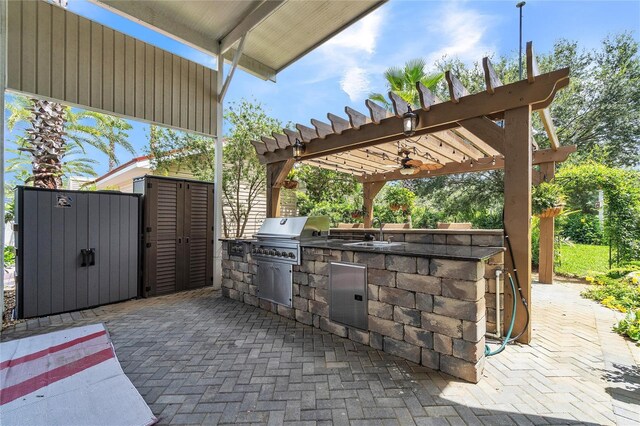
top-left (256, 216), bottom-right (330, 239)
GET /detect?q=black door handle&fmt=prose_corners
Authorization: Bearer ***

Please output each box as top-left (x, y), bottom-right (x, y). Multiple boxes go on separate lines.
top-left (80, 249), bottom-right (89, 267)
top-left (354, 294), bottom-right (363, 301)
top-left (186, 237), bottom-right (190, 243)
top-left (88, 248), bottom-right (96, 266)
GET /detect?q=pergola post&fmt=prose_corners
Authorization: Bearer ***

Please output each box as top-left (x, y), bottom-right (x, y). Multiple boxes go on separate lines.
top-left (503, 105), bottom-right (533, 344)
top-left (538, 162), bottom-right (556, 284)
top-left (363, 181), bottom-right (385, 227)
top-left (266, 159), bottom-right (294, 217)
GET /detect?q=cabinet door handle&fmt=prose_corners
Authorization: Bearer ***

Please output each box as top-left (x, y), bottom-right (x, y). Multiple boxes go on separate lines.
top-left (178, 237), bottom-right (182, 243)
top-left (186, 237), bottom-right (190, 243)
top-left (80, 249), bottom-right (88, 267)
top-left (88, 248), bottom-right (96, 266)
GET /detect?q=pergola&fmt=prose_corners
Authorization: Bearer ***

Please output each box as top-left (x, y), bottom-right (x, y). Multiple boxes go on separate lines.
top-left (251, 43), bottom-right (576, 344)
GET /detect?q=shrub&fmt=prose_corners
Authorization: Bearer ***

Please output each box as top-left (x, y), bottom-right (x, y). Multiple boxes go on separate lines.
top-left (558, 213), bottom-right (604, 245)
top-left (582, 266), bottom-right (640, 312)
top-left (4, 246), bottom-right (15, 268)
top-left (557, 161), bottom-right (640, 264)
top-left (614, 310), bottom-right (640, 345)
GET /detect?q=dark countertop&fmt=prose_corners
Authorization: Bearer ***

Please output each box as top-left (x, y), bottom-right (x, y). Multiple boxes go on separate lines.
top-left (300, 239), bottom-right (504, 261)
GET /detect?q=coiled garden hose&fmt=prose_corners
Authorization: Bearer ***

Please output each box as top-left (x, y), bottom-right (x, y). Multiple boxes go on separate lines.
top-left (485, 273), bottom-right (517, 357)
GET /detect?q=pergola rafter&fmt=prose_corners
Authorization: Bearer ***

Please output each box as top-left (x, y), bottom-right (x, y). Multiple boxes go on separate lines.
top-left (251, 42), bottom-right (575, 345)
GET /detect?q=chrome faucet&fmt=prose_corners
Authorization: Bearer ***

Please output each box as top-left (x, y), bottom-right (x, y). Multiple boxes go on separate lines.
top-left (372, 217), bottom-right (383, 241)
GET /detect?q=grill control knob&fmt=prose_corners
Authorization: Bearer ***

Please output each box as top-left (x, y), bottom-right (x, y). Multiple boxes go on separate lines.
top-left (258, 248), bottom-right (265, 254)
top-left (274, 250), bottom-right (281, 257)
top-left (269, 249), bottom-right (275, 256)
top-left (288, 252), bottom-right (295, 258)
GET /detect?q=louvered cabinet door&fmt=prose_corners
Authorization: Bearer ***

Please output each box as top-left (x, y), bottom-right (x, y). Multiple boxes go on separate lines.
top-left (183, 181), bottom-right (213, 289)
top-left (146, 178), bottom-right (183, 296)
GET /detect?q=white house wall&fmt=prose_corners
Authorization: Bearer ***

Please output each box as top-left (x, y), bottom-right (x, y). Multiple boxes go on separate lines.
top-left (7, 0), bottom-right (217, 136)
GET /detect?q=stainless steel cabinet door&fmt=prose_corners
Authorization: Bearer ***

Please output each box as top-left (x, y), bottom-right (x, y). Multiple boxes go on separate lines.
top-left (272, 263), bottom-right (293, 307)
top-left (329, 262), bottom-right (368, 329)
top-left (256, 261), bottom-right (292, 307)
top-left (256, 261), bottom-right (274, 302)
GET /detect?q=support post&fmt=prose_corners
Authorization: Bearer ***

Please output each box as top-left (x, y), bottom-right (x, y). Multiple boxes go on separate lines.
top-left (0, 0), bottom-right (6, 319)
top-left (503, 106), bottom-right (532, 344)
top-left (213, 46), bottom-right (224, 290)
top-left (266, 160), bottom-right (294, 218)
top-left (363, 181), bottom-right (385, 228)
top-left (538, 162), bottom-right (556, 284)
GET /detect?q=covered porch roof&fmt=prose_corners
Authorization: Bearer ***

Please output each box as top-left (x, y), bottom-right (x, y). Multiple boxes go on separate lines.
top-left (93, 0), bottom-right (387, 81)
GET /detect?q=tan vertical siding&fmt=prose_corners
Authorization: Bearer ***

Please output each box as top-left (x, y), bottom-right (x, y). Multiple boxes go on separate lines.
top-left (6, 1), bottom-right (217, 137)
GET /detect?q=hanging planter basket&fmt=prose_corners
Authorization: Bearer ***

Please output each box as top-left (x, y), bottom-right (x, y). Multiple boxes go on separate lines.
top-left (536, 205), bottom-right (564, 218)
top-left (282, 180), bottom-right (299, 190)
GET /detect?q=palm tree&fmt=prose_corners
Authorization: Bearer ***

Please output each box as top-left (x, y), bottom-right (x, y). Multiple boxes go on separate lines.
top-left (6, 95), bottom-right (136, 188)
top-left (369, 58), bottom-right (444, 110)
top-left (84, 112), bottom-right (134, 171)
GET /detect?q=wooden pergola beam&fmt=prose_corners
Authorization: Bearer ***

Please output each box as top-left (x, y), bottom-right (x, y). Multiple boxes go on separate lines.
top-left (457, 117), bottom-right (505, 154)
top-left (445, 71), bottom-right (469, 103)
top-left (266, 159), bottom-right (294, 217)
top-left (365, 99), bottom-right (390, 124)
top-left (359, 145), bottom-right (575, 182)
top-left (327, 113), bottom-right (350, 134)
top-left (483, 57), bottom-right (502, 94)
top-left (259, 68), bottom-right (569, 164)
top-left (272, 132), bottom-right (289, 149)
top-left (527, 41), bottom-right (559, 150)
top-left (311, 118), bottom-right (333, 139)
top-left (345, 106), bottom-right (368, 129)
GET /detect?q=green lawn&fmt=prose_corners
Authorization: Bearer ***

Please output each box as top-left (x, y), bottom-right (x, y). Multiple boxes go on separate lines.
top-left (555, 243), bottom-right (610, 278)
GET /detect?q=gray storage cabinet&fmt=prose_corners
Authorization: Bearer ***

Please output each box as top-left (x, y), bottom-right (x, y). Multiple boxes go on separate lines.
top-left (15, 187), bottom-right (141, 319)
top-left (134, 176), bottom-right (214, 297)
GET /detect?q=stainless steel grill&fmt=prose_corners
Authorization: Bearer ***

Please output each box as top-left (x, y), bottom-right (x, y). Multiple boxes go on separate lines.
top-left (251, 216), bottom-right (330, 265)
top-left (251, 216), bottom-right (330, 307)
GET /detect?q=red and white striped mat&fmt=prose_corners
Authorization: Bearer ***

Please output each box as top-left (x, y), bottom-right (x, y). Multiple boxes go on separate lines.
top-left (0, 324), bottom-right (157, 426)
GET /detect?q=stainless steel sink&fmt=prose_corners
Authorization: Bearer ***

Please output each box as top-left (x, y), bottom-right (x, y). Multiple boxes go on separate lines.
top-left (342, 241), bottom-right (404, 248)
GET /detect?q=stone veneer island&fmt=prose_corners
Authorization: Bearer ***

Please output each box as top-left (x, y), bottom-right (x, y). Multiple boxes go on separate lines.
top-left (222, 230), bottom-right (504, 383)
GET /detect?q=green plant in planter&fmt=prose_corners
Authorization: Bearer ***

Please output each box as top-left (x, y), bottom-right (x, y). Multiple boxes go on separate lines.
top-left (384, 185), bottom-right (416, 213)
top-left (283, 168), bottom-right (299, 189)
top-left (532, 182), bottom-right (566, 216)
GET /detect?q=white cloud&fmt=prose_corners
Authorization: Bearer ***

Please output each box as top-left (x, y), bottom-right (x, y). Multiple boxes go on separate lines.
top-left (324, 9), bottom-right (383, 54)
top-left (315, 9), bottom-right (385, 101)
top-left (340, 67), bottom-right (370, 102)
top-left (425, 2), bottom-right (496, 66)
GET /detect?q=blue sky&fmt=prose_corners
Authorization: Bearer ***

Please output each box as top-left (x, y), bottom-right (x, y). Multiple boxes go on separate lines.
top-left (4, 0), bottom-right (640, 179)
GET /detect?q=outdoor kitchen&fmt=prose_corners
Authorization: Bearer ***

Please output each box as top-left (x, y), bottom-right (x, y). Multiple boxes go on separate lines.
top-left (221, 216), bottom-right (505, 383)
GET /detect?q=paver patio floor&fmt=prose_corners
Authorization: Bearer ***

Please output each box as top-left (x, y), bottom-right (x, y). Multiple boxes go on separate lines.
top-left (2, 282), bottom-right (639, 425)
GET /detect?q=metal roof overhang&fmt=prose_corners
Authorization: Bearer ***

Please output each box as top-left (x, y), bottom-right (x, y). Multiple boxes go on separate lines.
top-left (92, 0), bottom-right (387, 82)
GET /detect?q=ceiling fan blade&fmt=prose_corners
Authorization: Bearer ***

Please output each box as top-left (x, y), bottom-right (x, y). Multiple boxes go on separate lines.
top-left (405, 159), bottom-right (423, 167)
top-left (419, 162), bottom-right (444, 171)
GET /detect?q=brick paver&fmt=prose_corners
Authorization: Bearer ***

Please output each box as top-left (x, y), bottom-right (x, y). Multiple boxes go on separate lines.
top-left (2, 282), bottom-right (638, 425)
